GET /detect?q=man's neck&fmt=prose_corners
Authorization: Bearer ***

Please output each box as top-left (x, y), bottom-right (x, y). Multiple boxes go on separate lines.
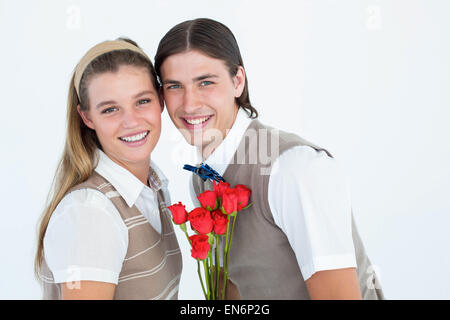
top-left (198, 107), bottom-right (239, 161)
top-left (200, 137), bottom-right (222, 160)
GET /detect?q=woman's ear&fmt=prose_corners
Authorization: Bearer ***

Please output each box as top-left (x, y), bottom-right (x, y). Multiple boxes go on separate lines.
top-left (233, 66), bottom-right (246, 98)
top-left (158, 87), bottom-right (165, 113)
top-left (77, 105), bottom-right (95, 130)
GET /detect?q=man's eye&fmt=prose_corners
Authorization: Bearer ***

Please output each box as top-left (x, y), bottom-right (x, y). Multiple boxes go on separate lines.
top-left (138, 99), bottom-right (151, 105)
top-left (200, 81), bottom-right (213, 87)
top-left (102, 107), bottom-right (117, 114)
top-left (167, 84), bottom-right (181, 89)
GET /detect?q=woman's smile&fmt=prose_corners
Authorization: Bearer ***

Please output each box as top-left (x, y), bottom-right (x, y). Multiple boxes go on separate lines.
top-left (118, 130), bottom-right (150, 142)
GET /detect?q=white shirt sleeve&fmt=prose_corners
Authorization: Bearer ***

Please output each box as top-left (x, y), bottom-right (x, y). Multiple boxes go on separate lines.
top-left (43, 189), bottom-right (128, 285)
top-left (268, 145), bottom-right (357, 281)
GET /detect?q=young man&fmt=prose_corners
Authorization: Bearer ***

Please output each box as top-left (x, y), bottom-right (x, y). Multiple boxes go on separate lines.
top-left (155, 18), bottom-right (384, 300)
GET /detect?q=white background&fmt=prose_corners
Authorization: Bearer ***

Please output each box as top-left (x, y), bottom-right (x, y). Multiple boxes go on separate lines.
top-left (0, 0), bottom-right (449, 299)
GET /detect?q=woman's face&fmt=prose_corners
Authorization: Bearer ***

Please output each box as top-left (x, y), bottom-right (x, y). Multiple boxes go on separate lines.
top-left (78, 65), bottom-right (162, 170)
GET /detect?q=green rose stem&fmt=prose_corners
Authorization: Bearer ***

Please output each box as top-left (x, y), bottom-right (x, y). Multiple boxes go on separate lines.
top-left (225, 213), bottom-right (238, 273)
top-left (202, 259), bottom-right (211, 299)
top-left (215, 234), bottom-right (220, 299)
top-left (179, 223), bottom-right (190, 244)
top-left (210, 253), bottom-right (215, 299)
top-left (207, 253), bottom-right (212, 299)
top-left (210, 254), bottom-right (215, 299)
top-left (197, 260), bottom-right (207, 299)
top-left (180, 224), bottom-right (207, 299)
top-left (222, 212), bottom-right (238, 299)
top-left (221, 214), bottom-right (232, 300)
top-left (222, 203), bottom-right (253, 299)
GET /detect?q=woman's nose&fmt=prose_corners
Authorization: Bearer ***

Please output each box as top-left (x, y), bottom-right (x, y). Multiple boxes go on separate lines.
top-left (122, 108), bottom-right (139, 128)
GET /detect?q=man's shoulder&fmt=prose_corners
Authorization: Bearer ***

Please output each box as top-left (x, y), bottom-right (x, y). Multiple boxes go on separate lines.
top-left (247, 119), bottom-right (333, 158)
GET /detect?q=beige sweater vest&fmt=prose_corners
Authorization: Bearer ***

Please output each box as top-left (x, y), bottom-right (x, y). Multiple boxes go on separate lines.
top-left (39, 169), bottom-right (182, 300)
top-left (192, 119), bottom-right (384, 300)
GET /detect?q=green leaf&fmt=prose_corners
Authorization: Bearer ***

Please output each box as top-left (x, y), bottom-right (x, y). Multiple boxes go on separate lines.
top-left (207, 233), bottom-right (215, 246)
top-left (241, 202), bottom-right (254, 210)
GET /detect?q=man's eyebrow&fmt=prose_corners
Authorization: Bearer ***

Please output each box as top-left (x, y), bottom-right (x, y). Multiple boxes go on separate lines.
top-left (193, 74), bottom-right (218, 82)
top-left (162, 79), bottom-right (181, 85)
top-left (162, 74), bottom-right (219, 85)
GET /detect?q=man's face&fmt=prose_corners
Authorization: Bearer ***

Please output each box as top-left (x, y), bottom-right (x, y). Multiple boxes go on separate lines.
top-left (160, 50), bottom-right (245, 149)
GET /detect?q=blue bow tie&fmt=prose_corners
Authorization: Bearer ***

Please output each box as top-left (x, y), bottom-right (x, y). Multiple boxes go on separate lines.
top-left (183, 163), bottom-right (226, 183)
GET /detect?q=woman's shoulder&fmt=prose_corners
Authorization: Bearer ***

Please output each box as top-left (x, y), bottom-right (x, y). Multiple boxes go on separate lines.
top-left (150, 160), bottom-right (169, 187)
top-left (43, 189), bottom-right (129, 283)
top-left (50, 187), bottom-right (123, 226)
top-left (149, 160), bottom-right (171, 205)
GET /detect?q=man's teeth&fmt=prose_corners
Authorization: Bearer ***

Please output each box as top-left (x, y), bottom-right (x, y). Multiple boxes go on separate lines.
top-left (185, 116), bottom-right (210, 125)
top-left (119, 131), bottom-right (149, 142)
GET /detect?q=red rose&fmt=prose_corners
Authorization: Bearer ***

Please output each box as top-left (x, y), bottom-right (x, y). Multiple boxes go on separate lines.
top-left (213, 180), bottom-right (231, 198)
top-left (222, 188), bottom-right (238, 215)
top-left (197, 190), bottom-right (217, 211)
top-left (167, 202), bottom-right (188, 224)
top-left (189, 234), bottom-right (210, 260)
top-left (212, 210), bottom-right (229, 235)
top-left (235, 184), bottom-right (251, 211)
top-left (188, 207), bottom-right (214, 234)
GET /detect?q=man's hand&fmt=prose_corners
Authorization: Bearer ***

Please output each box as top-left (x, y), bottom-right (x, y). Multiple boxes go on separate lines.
top-left (305, 267), bottom-right (362, 300)
top-left (214, 267), bottom-right (242, 300)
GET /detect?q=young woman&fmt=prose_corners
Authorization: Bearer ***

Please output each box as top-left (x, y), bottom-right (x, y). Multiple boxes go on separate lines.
top-left (35, 38), bottom-right (182, 300)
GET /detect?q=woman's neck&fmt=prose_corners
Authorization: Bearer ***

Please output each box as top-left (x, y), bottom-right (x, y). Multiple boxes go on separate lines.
top-left (130, 162), bottom-right (151, 187)
top-left (106, 152), bottom-right (151, 187)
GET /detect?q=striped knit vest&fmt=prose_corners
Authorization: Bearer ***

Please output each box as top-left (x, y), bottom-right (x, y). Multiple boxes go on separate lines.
top-left (39, 169), bottom-right (182, 300)
top-left (192, 119), bottom-right (384, 300)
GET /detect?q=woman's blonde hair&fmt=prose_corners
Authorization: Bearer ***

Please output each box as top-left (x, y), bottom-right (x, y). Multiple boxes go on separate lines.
top-left (34, 38), bottom-right (158, 280)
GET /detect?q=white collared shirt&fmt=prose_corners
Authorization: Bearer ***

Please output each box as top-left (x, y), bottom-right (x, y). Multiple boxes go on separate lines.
top-left (191, 108), bottom-right (356, 281)
top-left (43, 149), bottom-right (170, 284)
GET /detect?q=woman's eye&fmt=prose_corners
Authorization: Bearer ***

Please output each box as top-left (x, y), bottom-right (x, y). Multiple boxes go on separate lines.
top-left (138, 99), bottom-right (151, 105)
top-left (102, 107), bottom-right (117, 114)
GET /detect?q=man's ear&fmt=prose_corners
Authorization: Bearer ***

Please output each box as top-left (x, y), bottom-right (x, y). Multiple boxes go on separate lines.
top-left (77, 105), bottom-right (95, 130)
top-left (233, 66), bottom-right (246, 98)
top-left (158, 87), bottom-right (165, 113)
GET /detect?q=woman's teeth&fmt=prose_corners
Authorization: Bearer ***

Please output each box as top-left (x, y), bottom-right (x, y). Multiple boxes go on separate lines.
top-left (185, 116), bottom-right (210, 125)
top-left (119, 131), bottom-right (149, 142)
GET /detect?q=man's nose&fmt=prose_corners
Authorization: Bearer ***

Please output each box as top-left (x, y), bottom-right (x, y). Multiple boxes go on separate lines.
top-left (182, 87), bottom-right (202, 114)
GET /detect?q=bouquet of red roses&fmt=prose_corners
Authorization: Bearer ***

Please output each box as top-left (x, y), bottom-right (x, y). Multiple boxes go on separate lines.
top-left (168, 181), bottom-right (252, 300)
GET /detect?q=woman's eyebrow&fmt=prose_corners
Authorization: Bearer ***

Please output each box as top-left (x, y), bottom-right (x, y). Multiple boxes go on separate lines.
top-left (133, 90), bottom-right (155, 98)
top-left (95, 91), bottom-right (155, 109)
top-left (96, 100), bottom-right (117, 109)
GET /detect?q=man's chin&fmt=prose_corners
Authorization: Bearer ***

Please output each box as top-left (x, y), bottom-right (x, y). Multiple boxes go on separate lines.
top-left (178, 128), bottom-right (204, 146)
